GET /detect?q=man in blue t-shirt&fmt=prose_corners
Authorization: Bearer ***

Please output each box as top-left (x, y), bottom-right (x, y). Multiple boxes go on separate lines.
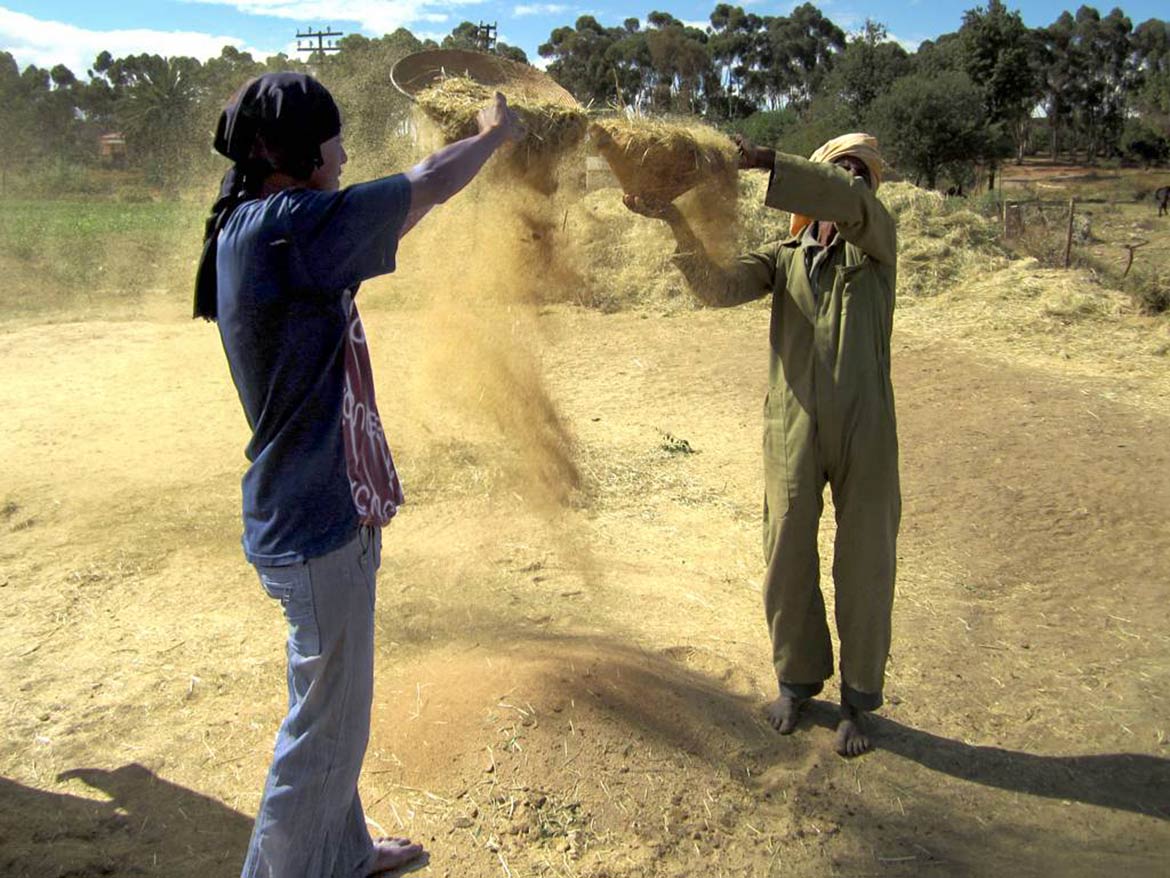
top-left (194, 73), bottom-right (522, 878)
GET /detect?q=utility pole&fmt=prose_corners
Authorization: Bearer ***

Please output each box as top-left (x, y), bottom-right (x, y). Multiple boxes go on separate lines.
top-left (296, 26), bottom-right (344, 55)
top-left (473, 21), bottom-right (498, 52)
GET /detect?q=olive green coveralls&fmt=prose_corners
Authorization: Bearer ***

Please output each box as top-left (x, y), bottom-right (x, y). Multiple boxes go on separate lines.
top-left (674, 153), bottom-right (900, 710)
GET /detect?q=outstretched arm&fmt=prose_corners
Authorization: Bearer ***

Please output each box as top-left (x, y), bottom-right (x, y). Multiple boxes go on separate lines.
top-left (624, 195), bottom-right (778, 308)
top-left (765, 156), bottom-right (895, 264)
top-left (400, 92), bottom-right (523, 238)
top-left (735, 134), bottom-right (895, 265)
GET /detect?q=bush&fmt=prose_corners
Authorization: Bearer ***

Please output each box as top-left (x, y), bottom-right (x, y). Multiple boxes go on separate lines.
top-left (1122, 120), bottom-right (1169, 168)
top-left (1124, 271), bottom-right (1170, 316)
top-left (867, 71), bottom-right (990, 189)
top-left (730, 109), bottom-right (798, 149)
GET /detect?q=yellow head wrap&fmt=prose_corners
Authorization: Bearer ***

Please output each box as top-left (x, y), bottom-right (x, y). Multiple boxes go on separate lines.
top-left (789, 133), bottom-right (883, 237)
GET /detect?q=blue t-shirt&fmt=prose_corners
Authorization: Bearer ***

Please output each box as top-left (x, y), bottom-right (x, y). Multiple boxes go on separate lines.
top-left (216, 174), bottom-right (412, 565)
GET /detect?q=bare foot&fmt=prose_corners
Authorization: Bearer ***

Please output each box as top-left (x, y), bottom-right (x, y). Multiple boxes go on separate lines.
top-left (368, 837), bottom-right (425, 875)
top-left (766, 694), bottom-right (807, 734)
top-left (834, 703), bottom-right (872, 758)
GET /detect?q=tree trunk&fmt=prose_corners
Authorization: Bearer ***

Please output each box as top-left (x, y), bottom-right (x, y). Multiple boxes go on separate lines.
top-left (1014, 117), bottom-right (1029, 165)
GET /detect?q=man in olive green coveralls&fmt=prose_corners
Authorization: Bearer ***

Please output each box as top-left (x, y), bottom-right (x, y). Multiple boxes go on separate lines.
top-left (625, 134), bottom-right (899, 757)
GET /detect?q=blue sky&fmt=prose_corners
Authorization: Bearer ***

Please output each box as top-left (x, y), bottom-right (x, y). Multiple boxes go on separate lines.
top-left (0, 1), bottom-right (1164, 78)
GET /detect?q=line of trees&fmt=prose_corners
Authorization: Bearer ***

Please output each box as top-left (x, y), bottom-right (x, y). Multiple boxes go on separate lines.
top-left (539, 3), bottom-right (1170, 187)
top-left (1, 2), bottom-right (1166, 196)
top-left (0, 20), bottom-right (529, 194)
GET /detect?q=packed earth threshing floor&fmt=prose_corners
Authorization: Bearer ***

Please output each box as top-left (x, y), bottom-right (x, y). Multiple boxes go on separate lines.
top-left (1, 214), bottom-right (1169, 876)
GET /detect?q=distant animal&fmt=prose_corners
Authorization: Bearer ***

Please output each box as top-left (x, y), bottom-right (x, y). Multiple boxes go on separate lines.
top-left (944, 183), bottom-right (966, 198)
top-left (1157, 185), bottom-right (1170, 217)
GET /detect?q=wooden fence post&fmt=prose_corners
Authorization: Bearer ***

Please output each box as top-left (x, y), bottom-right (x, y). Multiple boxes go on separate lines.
top-left (1064, 198), bottom-right (1075, 268)
top-left (1003, 202), bottom-right (1024, 238)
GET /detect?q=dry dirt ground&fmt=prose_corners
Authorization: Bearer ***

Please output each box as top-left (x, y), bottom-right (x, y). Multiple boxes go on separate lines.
top-left (2, 249), bottom-right (1169, 877)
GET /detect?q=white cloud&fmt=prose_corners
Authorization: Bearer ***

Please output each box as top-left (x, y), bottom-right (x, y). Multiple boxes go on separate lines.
top-left (843, 20), bottom-right (922, 53)
top-left (177, 0), bottom-right (484, 35)
top-left (513, 3), bottom-right (568, 16)
top-left (887, 32), bottom-right (922, 52)
top-left (0, 8), bottom-right (278, 76)
top-left (828, 11), bottom-right (863, 30)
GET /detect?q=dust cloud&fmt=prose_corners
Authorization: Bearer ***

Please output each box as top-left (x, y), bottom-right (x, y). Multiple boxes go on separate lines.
top-left (392, 136), bottom-right (586, 516)
top-left (389, 118), bottom-right (742, 541)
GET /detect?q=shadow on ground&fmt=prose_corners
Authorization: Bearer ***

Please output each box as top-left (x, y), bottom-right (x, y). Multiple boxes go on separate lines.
top-left (772, 699), bottom-right (1170, 820)
top-left (0, 764), bottom-right (251, 878)
top-left (387, 632), bottom-right (1170, 821)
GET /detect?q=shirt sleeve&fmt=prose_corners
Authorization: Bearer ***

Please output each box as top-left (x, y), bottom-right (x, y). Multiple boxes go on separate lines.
top-left (285, 174), bottom-right (413, 294)
top-left (764, 154), bottom-right (897, 266)
top-left (671, 241), bottom-right (782, 308)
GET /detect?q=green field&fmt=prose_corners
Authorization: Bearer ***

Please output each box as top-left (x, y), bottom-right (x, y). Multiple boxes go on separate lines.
top-left (0, 198), bottom-right (204, 320)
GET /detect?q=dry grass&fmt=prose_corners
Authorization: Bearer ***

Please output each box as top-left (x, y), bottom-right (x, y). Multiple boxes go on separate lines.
top-left (883, 185), bottom-right (1170, 408)
top-left (878, 183), bottom-right (1010, 298)
top-left (561, 165), bottom-right (1170, 406)
top-left (563, 173), bottom-right (774, 311)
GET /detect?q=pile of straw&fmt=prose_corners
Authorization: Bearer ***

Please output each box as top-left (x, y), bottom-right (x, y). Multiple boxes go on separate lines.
top-left (878, 182), bottom-right (1009, 297)
top-left (589, 117), bottom-right (738, 204)
top-left (564, 175), bottom-right (776, 311)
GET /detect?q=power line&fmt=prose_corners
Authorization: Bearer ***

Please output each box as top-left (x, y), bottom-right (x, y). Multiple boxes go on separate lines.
top-left (295, 27), bottom-right (344, 54)
top-left (473, 21), bottom-right (497, 52)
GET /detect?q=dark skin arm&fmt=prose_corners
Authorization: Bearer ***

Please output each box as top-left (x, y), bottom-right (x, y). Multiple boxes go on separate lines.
top-left (732, 134), bottom-right (776, 173)
top-left (734, 134), bottom-right (871, 187)
top-left (625, 131), bottom-right (837, 307)
top-left (622, 192), bottom-right (777, 308)
top-left (621, 195), bottom-right (697, 250)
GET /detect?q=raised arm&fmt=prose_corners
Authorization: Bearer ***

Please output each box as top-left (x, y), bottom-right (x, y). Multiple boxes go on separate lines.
top-left (400, 92), bottom-right (523, 238)
top-left (768, 156), bottom-right (895, 264)
top-left (736, 136), bottom-right (895, 265)
top-left (624, 195), bottom-right (779, 308)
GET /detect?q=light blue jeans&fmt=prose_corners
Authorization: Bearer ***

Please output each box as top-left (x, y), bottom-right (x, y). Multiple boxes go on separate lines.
top-left (242, 526), bottom-right (382, 878)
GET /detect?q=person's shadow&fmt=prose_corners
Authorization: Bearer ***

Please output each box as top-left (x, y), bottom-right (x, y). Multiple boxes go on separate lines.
top-left (0, 763), bottom-right (252, 877)
top-left (1, 763), bottom-right (432, 878)
top-left (799, 701), bottom-right (1170, 819)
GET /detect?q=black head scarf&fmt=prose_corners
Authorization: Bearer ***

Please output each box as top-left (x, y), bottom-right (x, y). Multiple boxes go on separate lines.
top-left (193, 73), bottom-right (342, 321)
